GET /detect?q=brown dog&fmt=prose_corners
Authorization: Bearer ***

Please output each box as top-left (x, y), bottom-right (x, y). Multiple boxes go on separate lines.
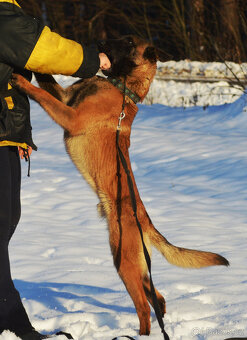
top-left (12, 36), bottom-right (229, 336)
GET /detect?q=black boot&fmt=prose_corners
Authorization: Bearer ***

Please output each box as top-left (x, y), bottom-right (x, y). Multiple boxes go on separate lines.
top-left (20, 329), bottom-right (73, 340)
top-left (0, 298), bottom-right (33, 337)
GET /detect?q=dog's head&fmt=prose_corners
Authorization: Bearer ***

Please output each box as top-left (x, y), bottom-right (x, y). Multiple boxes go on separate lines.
top-left (97, 36), bottom-right (161, 79)
top-left (97, 36), bottom-right (137, 77)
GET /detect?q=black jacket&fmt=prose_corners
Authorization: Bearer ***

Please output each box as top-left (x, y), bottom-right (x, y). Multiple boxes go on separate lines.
top-left (0, 0), bottom-right (100, 149)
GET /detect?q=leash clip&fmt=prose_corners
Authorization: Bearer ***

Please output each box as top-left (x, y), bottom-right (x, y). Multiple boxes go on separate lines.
top-left (117, 111), bottom-right (125, 130)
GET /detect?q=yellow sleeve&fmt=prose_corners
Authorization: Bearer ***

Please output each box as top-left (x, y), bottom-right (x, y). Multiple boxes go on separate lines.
top-left (24, 26), bottom-right (83, 75)
top-left (1, 0), bottom-right (21, 7)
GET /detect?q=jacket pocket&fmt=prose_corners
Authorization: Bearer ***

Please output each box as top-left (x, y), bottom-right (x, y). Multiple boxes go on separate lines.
top-left (9, 108), bottom-right (27, 133)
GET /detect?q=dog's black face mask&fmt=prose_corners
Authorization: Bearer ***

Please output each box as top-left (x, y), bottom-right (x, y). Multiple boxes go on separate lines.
top-left (97, 36), bottom-right (137, 78)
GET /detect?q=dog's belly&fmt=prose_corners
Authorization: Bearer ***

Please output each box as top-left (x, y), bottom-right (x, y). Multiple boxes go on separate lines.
top-left (64, 132), bottom-right (118, 195)
top-left (64, 134), bottom-right (97, 192)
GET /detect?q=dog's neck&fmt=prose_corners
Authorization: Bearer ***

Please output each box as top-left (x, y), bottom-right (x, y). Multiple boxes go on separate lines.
top-left (124, 75), bottom-right (154, 103)
top-left (107, 77), bottom-right (140, 104)
top-left (106, 71), bottom-right (154, 105)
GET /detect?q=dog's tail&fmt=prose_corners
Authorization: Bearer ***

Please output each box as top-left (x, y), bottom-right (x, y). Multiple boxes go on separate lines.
top-left (149, 227), bottom-right (229, 268)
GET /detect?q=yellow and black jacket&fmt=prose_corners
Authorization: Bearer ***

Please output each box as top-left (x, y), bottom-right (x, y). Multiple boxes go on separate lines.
top-left (0, 0), bottom-right (100, 150)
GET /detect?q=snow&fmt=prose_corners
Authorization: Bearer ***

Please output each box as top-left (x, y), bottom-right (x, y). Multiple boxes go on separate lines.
top-left (145, 60), bottom-right (246, 107)
top-left (145, 78), bottom-right (243, 107)
top-left (1, 66), bottom-right (247, 340)
top-left (157, 60), bottom-right (247, 80)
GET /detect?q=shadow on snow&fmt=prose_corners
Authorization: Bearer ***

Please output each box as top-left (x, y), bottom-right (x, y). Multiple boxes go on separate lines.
top-left (14, 279), bottom-right (136, 315)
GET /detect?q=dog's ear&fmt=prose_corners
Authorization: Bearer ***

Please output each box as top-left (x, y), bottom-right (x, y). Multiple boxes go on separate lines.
top-left (143, 46), bottom-right (168, 63)
top-left (156, 47), bottom-right (168, 62)
top-left (143, 46), bottom-right (157, 63)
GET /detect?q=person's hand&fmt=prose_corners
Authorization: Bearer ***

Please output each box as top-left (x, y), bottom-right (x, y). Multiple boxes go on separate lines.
top-left (18, 146), bottom-right (32, 159)
top-left (99, 53), bottom-right (111, 70)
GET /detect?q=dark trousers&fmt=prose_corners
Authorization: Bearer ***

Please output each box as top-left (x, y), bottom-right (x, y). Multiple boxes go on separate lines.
top-left (0, 146), bottom-right (33, 336)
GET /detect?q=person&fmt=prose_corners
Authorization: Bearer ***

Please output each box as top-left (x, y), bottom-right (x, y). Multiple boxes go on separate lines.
top-left (0, 0), bottom-right (111, 339)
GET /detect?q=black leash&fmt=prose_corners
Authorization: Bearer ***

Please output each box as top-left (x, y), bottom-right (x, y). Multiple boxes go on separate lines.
top-left (55, 331), bottom-right (73, 339)
top-left (112, 337), bottom-right (135, 340)
top-left (114, 79), bottom-right (170, 340)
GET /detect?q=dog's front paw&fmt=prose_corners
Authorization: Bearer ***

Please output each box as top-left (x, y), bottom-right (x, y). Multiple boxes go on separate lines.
top-left (10, 73), bottom-right (29, 91)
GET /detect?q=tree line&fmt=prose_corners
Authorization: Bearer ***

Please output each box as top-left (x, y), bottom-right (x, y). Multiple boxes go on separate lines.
top-left (19, 0), bottom-right (247, 63)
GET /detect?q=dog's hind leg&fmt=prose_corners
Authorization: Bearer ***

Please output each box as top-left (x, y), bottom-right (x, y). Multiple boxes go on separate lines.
top-left (142, 274), bottom-right (166, 317)
top-left (107, 205), bottom-right (151, 335)
top-left (118, 265), bottom-right (151, 335)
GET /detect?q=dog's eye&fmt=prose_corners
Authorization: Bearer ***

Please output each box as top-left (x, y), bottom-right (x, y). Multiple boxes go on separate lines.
top-left (127, 37), bottom-right (134, 45)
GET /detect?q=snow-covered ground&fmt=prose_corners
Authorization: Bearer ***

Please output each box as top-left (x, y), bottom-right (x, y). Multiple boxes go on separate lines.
top-left (1, 67), bottom-right (247, 340)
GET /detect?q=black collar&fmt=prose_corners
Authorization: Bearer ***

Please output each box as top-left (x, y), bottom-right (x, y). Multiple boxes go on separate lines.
top-left (107, 77), bottom-right (140, 104)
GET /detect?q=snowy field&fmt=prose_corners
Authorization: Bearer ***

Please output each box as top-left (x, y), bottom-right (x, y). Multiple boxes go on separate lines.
top-left (1, 68), bottom-right (247, 340)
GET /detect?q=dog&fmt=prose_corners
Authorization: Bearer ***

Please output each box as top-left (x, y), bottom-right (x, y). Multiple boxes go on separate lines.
top-left (12, 36), bottom-right (229, 336)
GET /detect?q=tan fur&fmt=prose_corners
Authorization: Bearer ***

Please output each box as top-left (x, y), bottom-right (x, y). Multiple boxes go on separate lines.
top-left (12, 37), bottom-right (229, 335)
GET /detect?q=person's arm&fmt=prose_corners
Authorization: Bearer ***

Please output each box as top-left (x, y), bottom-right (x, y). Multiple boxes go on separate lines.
top-left (24, 26), bottom-right (101, 78)
top-left (0, 5), bottom-right (110, 78)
